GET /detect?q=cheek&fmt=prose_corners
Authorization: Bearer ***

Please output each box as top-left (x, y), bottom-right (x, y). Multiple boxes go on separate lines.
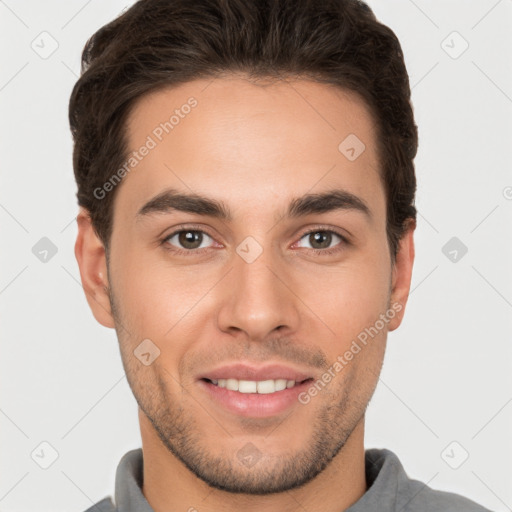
top-left (111, 248), bottom-right (217, 343)
top-left (295, 256), bottom-right (390, 338)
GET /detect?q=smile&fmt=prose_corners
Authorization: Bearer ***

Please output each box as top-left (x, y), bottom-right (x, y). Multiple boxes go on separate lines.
top-left (199, 377), bottom-right (314, 417)
top-left (205, 377), bottom-right (310, 394)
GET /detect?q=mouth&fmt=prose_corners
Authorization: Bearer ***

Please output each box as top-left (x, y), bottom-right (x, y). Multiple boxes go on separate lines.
top-left (196, 362), bottom-right (317, 417)
top-left (201, 377), bottom-right (313, 394)
top-left (198, 377), bottom-right (315, 418)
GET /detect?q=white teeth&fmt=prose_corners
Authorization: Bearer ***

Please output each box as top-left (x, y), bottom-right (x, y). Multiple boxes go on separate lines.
top-left (256, 380), bottom-right (275, 394)
top-left (239, 380), bottom-right (257, 393)
top-left (275, 379), bottom-right (287, 391)
top-left (211, 378), bottom-right (298, 393)
top-left (226, 378), bottom-right (238, 391)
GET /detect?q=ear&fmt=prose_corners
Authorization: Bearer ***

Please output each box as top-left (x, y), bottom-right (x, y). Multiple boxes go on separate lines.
top-left (74, 208), bottom-right (115, 328)
top-left (387, 219), bottom-right (415, 332)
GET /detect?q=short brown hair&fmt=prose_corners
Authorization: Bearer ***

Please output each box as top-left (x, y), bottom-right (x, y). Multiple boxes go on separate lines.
top-left (69, 0), bottom-right (417, 262)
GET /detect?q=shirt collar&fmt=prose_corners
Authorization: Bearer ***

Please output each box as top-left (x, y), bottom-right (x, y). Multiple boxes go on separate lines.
top-left (113, 447), bottom-right (404, 512)
top-left (114, 449), bottom-right (153, 512)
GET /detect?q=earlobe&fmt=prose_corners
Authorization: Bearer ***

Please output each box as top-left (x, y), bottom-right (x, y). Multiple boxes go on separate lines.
top-left (74, 208), bottom-right (115, 329)
top-left (388, 219), bottom-right (416, 332)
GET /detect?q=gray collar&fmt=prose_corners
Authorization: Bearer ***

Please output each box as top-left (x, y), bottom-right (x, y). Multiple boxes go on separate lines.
top-left (105, 447), bottom-right (489, 512)
top-left (111, 447), bottom-right (399, 512)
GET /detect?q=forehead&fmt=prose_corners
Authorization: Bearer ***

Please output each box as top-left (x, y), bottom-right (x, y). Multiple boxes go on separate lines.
top-left (115, 76), bottom-right (384, 224)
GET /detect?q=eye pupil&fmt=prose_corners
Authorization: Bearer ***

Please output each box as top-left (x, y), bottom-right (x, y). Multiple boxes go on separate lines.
top-left (310, 231), bottom-right (331, 249)
top-left (179, 231), bottom-right (202, 249)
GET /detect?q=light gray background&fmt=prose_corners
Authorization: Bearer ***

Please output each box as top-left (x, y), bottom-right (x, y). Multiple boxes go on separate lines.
top-left (1, 1), bottom-right (511, 511)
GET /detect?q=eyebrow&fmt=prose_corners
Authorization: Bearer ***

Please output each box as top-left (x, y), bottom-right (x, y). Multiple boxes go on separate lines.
top-left (136, 187), bottom-right (371, 222)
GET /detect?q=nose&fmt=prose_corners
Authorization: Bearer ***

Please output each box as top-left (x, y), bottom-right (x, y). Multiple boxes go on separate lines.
top-left (216, 245), bottom-right (301, 342)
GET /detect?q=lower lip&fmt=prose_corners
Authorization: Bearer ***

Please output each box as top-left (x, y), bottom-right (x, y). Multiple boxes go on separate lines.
top-left (197, 379), bottom-right (313, 418)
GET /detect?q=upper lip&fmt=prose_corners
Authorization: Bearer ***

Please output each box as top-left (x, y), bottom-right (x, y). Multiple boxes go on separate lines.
top-left (198, 362), bottom-right (314, 382)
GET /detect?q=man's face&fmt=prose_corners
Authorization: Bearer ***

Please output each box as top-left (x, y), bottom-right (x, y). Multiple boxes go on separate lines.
top-left (77, 77), bottom-right (413, 494)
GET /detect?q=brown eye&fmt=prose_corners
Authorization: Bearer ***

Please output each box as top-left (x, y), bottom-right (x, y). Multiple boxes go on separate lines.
top-left (164, 230), bottom-right (213, 251)
top-left (308, 231), bottom-right (333, 249)
top-left (178, 231), bottom-right (202, 249)
top-left (298, 230), bottom-right (344, 251)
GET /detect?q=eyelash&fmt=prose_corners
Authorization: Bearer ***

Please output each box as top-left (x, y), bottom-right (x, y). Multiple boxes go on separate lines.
top-left (161, 224), bottom-right (350, 258)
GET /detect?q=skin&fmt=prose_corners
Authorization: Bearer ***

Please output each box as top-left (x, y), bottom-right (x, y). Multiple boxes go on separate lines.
top-left (75, 76), bottom-right (415, 512)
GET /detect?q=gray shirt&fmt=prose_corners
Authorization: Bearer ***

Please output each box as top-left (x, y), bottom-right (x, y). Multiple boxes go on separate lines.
top-left (84, 448), bottom-right (493, 512)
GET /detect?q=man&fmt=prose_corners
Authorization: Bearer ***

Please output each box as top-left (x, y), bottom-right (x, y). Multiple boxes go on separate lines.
top-left (70, 0), bottom-right (492, 511)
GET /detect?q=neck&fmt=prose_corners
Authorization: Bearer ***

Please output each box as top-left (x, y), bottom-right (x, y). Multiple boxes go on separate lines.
top-left (139, 409), bottom-right (367, 512)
